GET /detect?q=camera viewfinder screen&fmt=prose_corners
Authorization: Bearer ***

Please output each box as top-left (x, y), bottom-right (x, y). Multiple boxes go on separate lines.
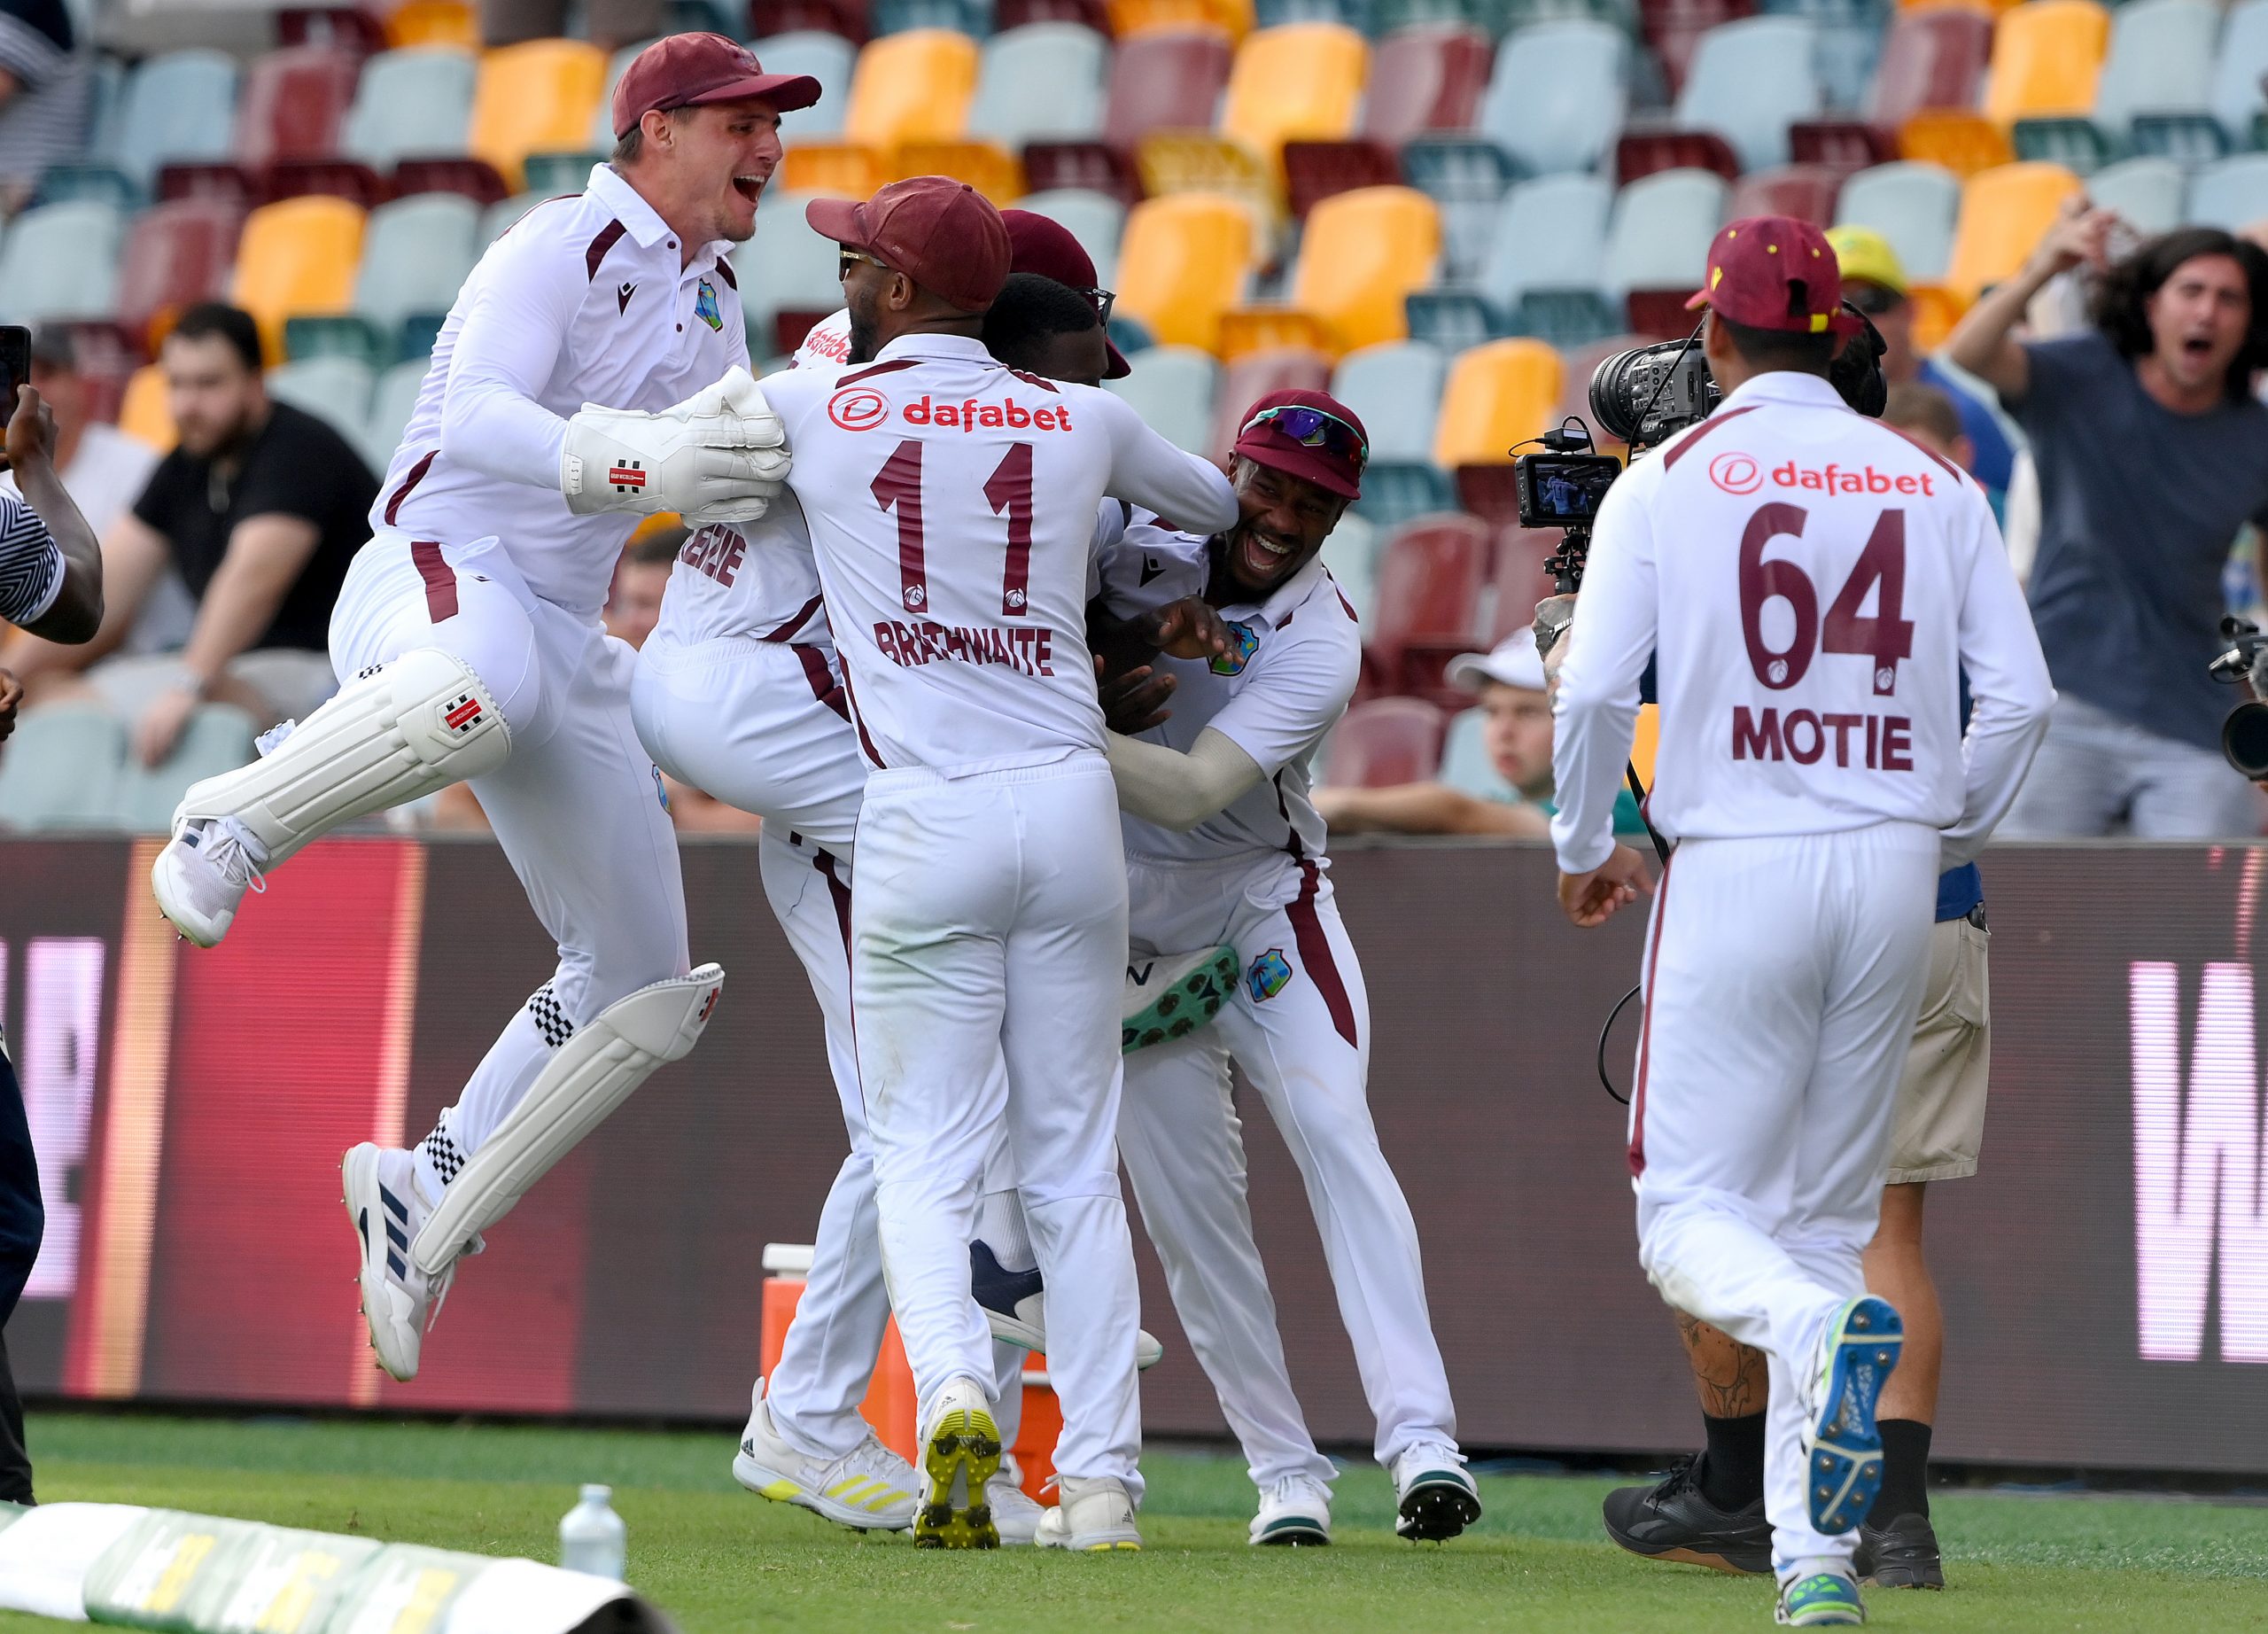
top-left (1520, 455), bottom-right (1622, 525)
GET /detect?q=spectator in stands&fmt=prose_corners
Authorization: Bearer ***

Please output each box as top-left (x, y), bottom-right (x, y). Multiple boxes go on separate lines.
top-left (1826, 227), bottom-right (2014, 500)
top-left (1947, 206), bottom-right (2268, 839)
top-left (1314, 637), bottom-right (1646, 839)
top-left (5, 305), bottom-right (378, 768)
top-left (604, 529), bottom-right (679, 651)
top-left (1879, 381), bottom-right (1972, 475)
top-left (0, 0), bottom-right (85, 213)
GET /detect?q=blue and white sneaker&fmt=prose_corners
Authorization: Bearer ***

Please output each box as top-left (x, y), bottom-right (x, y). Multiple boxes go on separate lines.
top-left (1777, 1569), bottom-right (1866, 1624)
top-left (342, 1143), bottom-right (456, 1382)
top-left (1802, 1297), bottom-right (1904, 1536)
top-left (970, 1241), bottom-right (1166, 1369)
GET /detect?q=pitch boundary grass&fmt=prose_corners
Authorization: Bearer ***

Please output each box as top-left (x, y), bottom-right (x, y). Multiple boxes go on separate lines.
top-left (1, 1414), bottom-right (2262, 1633)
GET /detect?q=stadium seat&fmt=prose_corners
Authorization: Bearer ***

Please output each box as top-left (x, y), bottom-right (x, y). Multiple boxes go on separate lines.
top-left (1017, 189), bottom-right (1126, 283)
top-left (1331, 339), bottom-right (1445, 465)
top-left (845, 27), bottom-right (980, 151)
top-left (1674, 15), bottom-right (1821, 173)
top-left (1437, 705), bottom-right (1515, 801)
top-left (1282, 23), bottom-right (1490, 217)
top-left (469, 40), bottom-right (608, 191)
top-left (1282, 186), bottom-right (1439, 355)
top-left (1367, 516), bottom-right (1490, 696)
top-left (2211, 0), bottom-right (2268, 151)
top-left (116, 196), bottom-right (248, 351)
top-left (109, 705), bottom-right (261, 834)
top-left (2189, 153), bottom-right (2268, 232)
top-left (1109, 0), bottom-right (1254, 39)
top-left (1489, 525), bottom-right (1564, 645)
top-left (1319, 510), bottom-right (1379, 624)
top-left (750, 32), bottom-right (861, 141)
top-left (1551, 331), bottom-right (1641, 449)
top-left (1398, 136), bottom-right (1518, 285)
top-left (353, 192), bottom-right (483, 338)
top-left (234, 43), bottom-right (362, 171)
top-left (1896, 109), bottom-right (2014, 178)
top-left (1324, 696), bottom-right (1446, 785)
top-left (1641, 0), bottom-right (1759, 98)
top-left (0, 704), bottom-right (126, 830)
top-left (1982, 0), bottom-right (2109, 129)
top-left (1768, 0), bottom-right (1891, 113)
top-left (117, 364), bottom-right (175, 449)
top-left (481, 191), bottom-right (548, 245)
top-left (730, 191), bottom-right (844, 354)
top-left (2084, 156), bottom-right (2184, 237)
top-left (1115, 193), bottom-right (1260, 352)
top-left (1434, 337), bottom-right (1561, 470)
top-left (1867, 6), bottom-right (1992, 135)
top-left (971, 24), bottom-right (1109, 147)
top-left (112, 49), bottom-right (241, 191)
top-left (1022, 28), bottom-right (1232, 202)
top-left (365, 357), bottom-right (431, 471)
top-left (1219, 23), bottom-right (1369, 180)
top-left (751, 0), bottom-right (872, 40)
top-left (1205, 346), bottom-right (1332, 454)
top-left (1835, 159), bottom-right (1960, 282)
top-left (1103, 343), bottom-right (1222, 453)
top-left (1478, 20), bottom-right (1627, 178)
top-left (2092, 0), bottom-right (2215, 141)
top-left (266, 354), bottom-right (375, 440)
top-left (385, 0), bottom-right (478, 48)
top-left (585, 41), bottom-right (654, 153)
top-left (1601, 167), bottom-right (1728, 302)
top-left (0, 201), bottom-right (124, 326)
top-left (1728, 163), bottom-right (1843, 225)
top-left (1944, 160), bottom-right (2080, 300)
top-left (1476, 172), bottom-right (1613, 323)
top-left (230, 195), bottom-right (368, 361)
top-left (342, 48), bottom-right (478, 171)
top-left (998, 0), bottom-right (1110, 27)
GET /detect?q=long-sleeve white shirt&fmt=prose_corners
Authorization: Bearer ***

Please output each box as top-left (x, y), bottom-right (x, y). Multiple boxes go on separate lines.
top-left (1550, 370), bottom-right (2054, 875)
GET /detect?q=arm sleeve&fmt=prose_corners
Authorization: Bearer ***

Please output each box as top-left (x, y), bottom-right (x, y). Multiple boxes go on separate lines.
top-left (1941, 496), bottom-right (2056, 868)
top-left (437, 230), bottom-right (589, 491)
top-left (1106, 726), bottom-right (1267, 830)
top-left (0, 489), bottom-right (64, 627)
top-left (2000, 333), bottom-right (2096, 425)
top-left (1089, 391), bottom-right (1239, 535)
top-left (1549, 474), bottom-right (1659, 876)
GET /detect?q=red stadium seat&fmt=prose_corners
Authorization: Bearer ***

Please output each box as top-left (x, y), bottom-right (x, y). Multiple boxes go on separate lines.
top-left (750, 0), bottom-right (869, 42)
top-left (1367, 513), bottom-right (1491, 700)
top-left (1489, 526), bottom-right (1565, 647)
top-left (276, 7), bottom-right (392, 54)
top-left (1204, 346), bottom-right (1332, 457)
top-left (154, 163), bottom-right (254, 206)
top-left (391, 156), bottom-right (509, 205)
top-left (1025, 29), bottom-right (1234, 205)
top-left (1789, 120), bottom-right (1898, 169)
top-left (1869, 5), bottom-right (1994, 135)
top-left (1323, 696), bottom-right (1448, 788)
top-left (234, 44), bottom-right (362, 169)
top-left (259, 159), bottom-right (388, 207)
top-left (997, 0), bottom-right (1112, 27)
top-left (1625, 289), bottom-right (1702, 340)
top-left (1281, 141), bottom-right (1401, 219)
top-left (116, 197), bottom-right (249, 352)
top-left (1727, 162), bottom-right (1845, 224)
top-left (1360, 24), bottom-right (1492, 146)
top-left (1639, 0), bottom-right (1758, 97)
top-left (1616, 128), bottom-right (1742, 186)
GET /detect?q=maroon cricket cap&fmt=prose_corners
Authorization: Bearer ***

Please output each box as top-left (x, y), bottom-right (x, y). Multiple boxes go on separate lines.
top-left (1000, 208), bottom-right (1130, 379)
top-left (1232, 388), bottom-right (1368, 501)
top-left (1685, 215), bottom-right (1862, 338)
top-left (807, 177), bottom-right (1012, 314)
top-left (611, 33), bottom-right (823, 141)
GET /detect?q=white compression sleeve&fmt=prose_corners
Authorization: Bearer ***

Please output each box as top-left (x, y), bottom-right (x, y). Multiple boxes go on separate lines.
top-left (1105, 727), bottom-right (1265, 830)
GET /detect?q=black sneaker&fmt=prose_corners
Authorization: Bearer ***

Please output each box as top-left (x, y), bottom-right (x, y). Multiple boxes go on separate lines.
top-left (1855, 1511), bottom-right (1944, 1589)
top-left (1602, 1457), bottom-right (1772, 1576)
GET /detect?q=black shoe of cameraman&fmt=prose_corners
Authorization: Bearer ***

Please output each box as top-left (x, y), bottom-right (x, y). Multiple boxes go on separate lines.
top-left (1855, 1512), bottom-right (1945, 1589)
top-left (1602, 1457), bottom-right (1772, 1576)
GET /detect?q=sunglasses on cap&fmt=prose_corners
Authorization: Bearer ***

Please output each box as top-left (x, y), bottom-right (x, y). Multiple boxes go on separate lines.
top-left (1843, 281), bottom-right (1905, 317)
top-left (1240, 404), bottom-right (1368, 469)
top-left (1076, 285), bottom-right (1115, 326)
top-left (838, 247), bottom-right (891, 280)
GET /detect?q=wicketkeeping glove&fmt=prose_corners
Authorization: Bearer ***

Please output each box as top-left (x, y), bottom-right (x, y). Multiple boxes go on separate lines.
top-left (559, 366), bottom-right (792, 523)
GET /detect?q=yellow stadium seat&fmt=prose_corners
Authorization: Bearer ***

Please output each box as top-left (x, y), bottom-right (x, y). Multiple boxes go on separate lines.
top-left (1945, 160), bottom-right (2081, 300)
top-left (1136, 132), bottom-right (1280, 230)
top-left (1286, 185), bottom-right (1438, 355)
top-left (1906, 282), bottom-right (1969, 351)
top-left (782, 144), bottom-right (889, 198)
top-left (470, 40), bottom-right (608, 191)
top-left (384, 0), bottom-right (478, 49)
top-left (230, 196), bottom-right (367, 362)
top-left (1115, 192), bottom-right (1260, 353)
top-left (1434, 338), bottom-right (1563, 470)
top-left (1221, 24), bottom-right (1367, 175)
top-left (1982, 0), bottom-right (2109, 128)
top-left (845, 30), bottom-right (979, 152)
top-left (1905, 0), bottom-right (2021, 12)
top-left (1217, 308), bottom-right (1332, 360)
top-left (1110, 0), bottom-right (1253, 42)
top-left (117, 364), bottom-right (175, 452)
top-left (1897, 111), bottom-right (2014, 178)
top-left (893, 141), bottom-right (1024, 206)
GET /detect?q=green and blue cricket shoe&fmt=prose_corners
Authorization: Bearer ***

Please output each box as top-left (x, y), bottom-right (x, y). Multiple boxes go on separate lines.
top-left (1122, 945), bottom-right (1239, 1054)
top-left (1803, 1296), bottom-right (1904, 1536)
top-left (1777, 1570), bottom-right (1867, 1625)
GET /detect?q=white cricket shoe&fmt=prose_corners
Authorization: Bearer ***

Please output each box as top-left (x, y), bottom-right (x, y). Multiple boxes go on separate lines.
top-left (341, 1142), bottom-right (456, 1382)
top-left (914, 1376), bottom-right (1003, 1549)
top-left (990, 1454), bottom-right (1045, 1545)
top-left (971, 1241), bottom-right (1166, 1369)
top-left (1392, 1441), bottom-right (1481, 1542)
top-left (151, 816), bottom-right (267, 947)
top-left (1250, 1472), bottom-right (1333, 1545)
top-left (732, 1382), bottom-right (918, 1531)
top-left (1034, 1474), bottom-right (1141, 1552)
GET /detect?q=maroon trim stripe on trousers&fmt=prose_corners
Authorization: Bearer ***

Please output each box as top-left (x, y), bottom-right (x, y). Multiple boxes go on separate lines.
top-left (1288, 859), bottom-right (1358, 1048)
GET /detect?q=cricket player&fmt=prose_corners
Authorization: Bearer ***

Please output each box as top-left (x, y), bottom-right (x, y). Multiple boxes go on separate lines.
top-left (144, 34), bottom-right (819, 1382)
top-left (1550, 217), bottom-right (2053, 1627)
top-left (757, 176), bottom-right (1239, 1551)
top-left (1098, 390), bottom-right (1480, 1548)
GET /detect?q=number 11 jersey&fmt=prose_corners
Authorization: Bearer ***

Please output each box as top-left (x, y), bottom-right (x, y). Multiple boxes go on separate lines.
top-left (763, 334), bottom-right (1239, 777)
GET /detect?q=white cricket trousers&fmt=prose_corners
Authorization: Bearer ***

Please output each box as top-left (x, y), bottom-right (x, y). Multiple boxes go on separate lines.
top-left (1631, 821), bottom-right (1938, 1576)
top-left (330, 533), bottom-right (688, 1184)
top-left (630, 634), bottom-right (1026, 1459)
top-left (854, 752), bottom-right (1143, 1494)
top-left (1119, 851), bottom-right (1456, 1485)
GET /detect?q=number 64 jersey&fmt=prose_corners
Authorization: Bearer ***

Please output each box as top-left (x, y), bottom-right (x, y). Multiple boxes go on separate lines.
top-left (761, 334), bottom-right (1239, 776)
top-left (1550, 372), bottom-right (2054, 876)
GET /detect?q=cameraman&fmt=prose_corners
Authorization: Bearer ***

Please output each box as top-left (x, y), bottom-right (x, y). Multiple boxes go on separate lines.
top-left (1946, 204), bottom-right (2268, 837)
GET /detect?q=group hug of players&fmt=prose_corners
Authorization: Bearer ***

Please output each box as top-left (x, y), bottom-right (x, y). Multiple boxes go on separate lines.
top-left (144, 31), bottom-right (2054, 1629)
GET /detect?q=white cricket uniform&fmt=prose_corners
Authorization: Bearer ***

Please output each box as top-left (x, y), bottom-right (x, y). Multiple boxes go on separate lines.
top-left (761, 333), bottom-right (1238, 1489)
top-left (1550, 370), bottom-right (2052, 1576)
top-left (338, 162), bottom-right (746, 1187)
top-left (1111, 537), bottom-right (1461, 1488)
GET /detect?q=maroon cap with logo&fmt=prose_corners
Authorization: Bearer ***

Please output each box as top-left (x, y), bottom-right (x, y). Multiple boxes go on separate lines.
top-left (1685, 215), bottom-right (1861, 337)
top-left (806, 177), bottom-right (1012, 314)
top-left (1000, 208), bottom-right (1130, 378)
top-left (1232, 387), bottom-right (1368, 501)
top-left (611, 33), bottom-right (822, 140)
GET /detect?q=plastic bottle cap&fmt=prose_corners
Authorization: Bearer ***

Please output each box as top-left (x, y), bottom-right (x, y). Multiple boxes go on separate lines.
top-left (581, 1484), bottom-right (610, 1503)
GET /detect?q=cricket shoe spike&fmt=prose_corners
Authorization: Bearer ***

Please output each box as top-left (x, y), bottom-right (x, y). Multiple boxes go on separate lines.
top-left (1393, 1442), bottom-right (1480, 1542)
top-left (1122, 944), bottom-right (1239, 1054)
top-left (971, 1240), bottom-right (1166, 1370)
top-left (913, 1376), bottom-right (1001, 1549)
top-left (343, 1142), bottom-right (462, 1382)
top-left (1802, 1297), bottom-right (1904, 1536)
top-left (1034, 1474), bottom-right (1141, 1552)
top-left (990, 1455), bottom-right (1045, 1545)
top-left (733, 1381), bottom-right (918, 1532)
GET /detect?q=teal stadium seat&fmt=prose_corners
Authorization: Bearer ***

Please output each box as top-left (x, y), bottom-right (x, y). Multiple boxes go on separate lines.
top-left (972, 24), bottom-right (1109, 146)
top-left (1835, 160), bottom-right (1959, 284)
top-left (1763, 0), bottom-right (1888, 114)
top-left (1601, 167), bottom-right (1728, 303)
top-left (1438, 705), bottom-right (1516, 801)
top-left (2085, 157), bottom-right (2185, 237)
top-left (481, 191), bottom-right (548, 245)
top-left (267, 355), bottom-right (377, 441)
top-left (111, 50), bottom-right (241, 191)
top-left (1674, 16), bottom-right (1821, 174)
top-left (2093, 0), bottom-right (2217, 141)
top-left (732, 190), bottom-right (844, 354)
top-left (1484, 172), bottom-right (1612, 327)
top-left (0, 200), bottom-right (124, 325)
top-left (750, 33), bottom-right (860, 140)
top-left (2188, 154), bottom-right (2268, 232)
top-left (1104, 345), bottom-right (1220, 455)
top-left (354, 192), bottom-right (483, 337)
top-left (111, 704), bottom-right (260, 834)
top-left (2211, 0), bottom-right (2268, 151)
top-left (341, 47), bottom-right (477, 171)
top-left (588, 39), bottom-right (659, 151)
top-left (365, 358), bottom-right (431, 473)
top-left (1319, 510), bottom-right (1380, 624)
top-left (1331, 339), bottom-right (1445, 467)
top-left (1399, 136), bottom-right (1519, 284)
top-left (1478, 21), bottom-right (1627, 178)
top-left (0, 704), bottom-right (126, 830)
top-left (1017, 189), bottom-right (1125, 284)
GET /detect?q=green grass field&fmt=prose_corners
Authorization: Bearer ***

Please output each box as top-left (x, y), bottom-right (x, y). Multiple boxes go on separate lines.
top-left (3, 1413), bottom-right (2264, 1632)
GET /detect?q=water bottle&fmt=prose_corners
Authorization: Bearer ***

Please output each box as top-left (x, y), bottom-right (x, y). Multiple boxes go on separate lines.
top-left (559, 1483), bottom-right (626, 1581)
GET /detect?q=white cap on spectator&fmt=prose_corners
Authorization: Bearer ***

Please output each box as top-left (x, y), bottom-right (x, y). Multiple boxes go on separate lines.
top-left (1446, 634), bottom-right (1547, 694)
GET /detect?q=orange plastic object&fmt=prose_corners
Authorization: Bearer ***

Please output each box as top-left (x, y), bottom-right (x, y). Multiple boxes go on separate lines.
top-left (1897, 111), bottom-right (2015, 177)
top-left (384, 0), bottom-right (478, 49)
top-left (117, 364), bottom-right (175, 451)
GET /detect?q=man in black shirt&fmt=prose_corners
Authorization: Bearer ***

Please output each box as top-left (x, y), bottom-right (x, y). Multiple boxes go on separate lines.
top-left (6, 304), bottom-right (377, 765)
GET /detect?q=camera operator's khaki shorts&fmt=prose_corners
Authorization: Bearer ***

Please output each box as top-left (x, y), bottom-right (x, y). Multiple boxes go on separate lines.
top-left (1886, 914), bottom-right (1990, 1185)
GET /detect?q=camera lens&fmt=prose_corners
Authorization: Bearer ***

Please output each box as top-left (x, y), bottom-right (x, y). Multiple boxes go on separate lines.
top-left (2224, 702), bottom-right (2268, 780)
top-left (1588, 349), bottom-right (1648, 445)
